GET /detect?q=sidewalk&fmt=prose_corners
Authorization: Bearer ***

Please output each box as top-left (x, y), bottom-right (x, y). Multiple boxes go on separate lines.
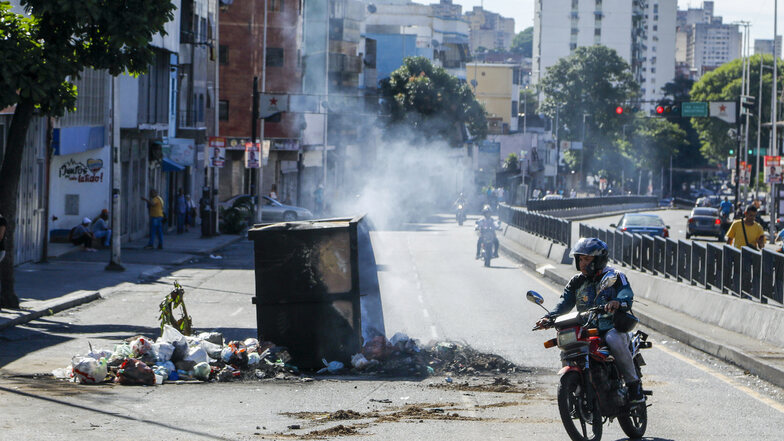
top-left (497, 227), bottom-right (784, 390)
top-left (0, 229), bottom-right (245, 331)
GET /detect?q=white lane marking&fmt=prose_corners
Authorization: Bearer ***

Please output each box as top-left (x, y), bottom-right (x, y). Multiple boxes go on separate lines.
top-left (422, 309), bottom-right (430, 319)
top-left (430, 325), bottom-right (439, 340)
top-left (655, 343), bottom-right (784, 414)
top-left (230, 307), bottom-right (243, 317)
top-left (417, 295), bottom-right (424, 304)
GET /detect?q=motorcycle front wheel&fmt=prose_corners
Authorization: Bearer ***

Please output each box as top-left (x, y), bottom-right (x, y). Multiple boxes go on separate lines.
top-left (557, 371), bottom-right (603, 441)
top-left (618, 402), bottom-right (647, 438)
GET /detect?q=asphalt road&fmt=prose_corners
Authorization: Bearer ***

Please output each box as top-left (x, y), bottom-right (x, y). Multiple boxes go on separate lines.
top-left (0, 215), bottom-right (783, 439)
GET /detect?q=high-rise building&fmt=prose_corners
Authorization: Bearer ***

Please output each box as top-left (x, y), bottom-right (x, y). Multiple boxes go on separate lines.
top-left (464, 6), bottom-right (515, 53)
top-left (754, 37), bottom-right (782, 58)
top-left (676, 1), bottom-right (742, 79)
top-left (533, 0), bottom-right (676, 107)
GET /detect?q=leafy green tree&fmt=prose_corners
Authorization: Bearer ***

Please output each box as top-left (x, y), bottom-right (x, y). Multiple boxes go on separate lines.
top-left (503, 153), bottom-right (519, 171)
top-left (539, 46), bottom-right (639, 175)
top-left (510, 27), bottom-right (533, 57)
top-left (623, 114), bottom-right (687, 171)
top-left (380, 56), bottom-right (487, 144)
top-left (690, 54), bottom-right (782, 164)
top-left (0, 0), bottom-right (175, 308)
top-left (658, 77), bottom-right (705, 168)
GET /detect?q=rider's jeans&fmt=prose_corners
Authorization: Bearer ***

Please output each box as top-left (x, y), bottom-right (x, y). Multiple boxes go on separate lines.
top-left (605, 328), bottom-right (639, 383)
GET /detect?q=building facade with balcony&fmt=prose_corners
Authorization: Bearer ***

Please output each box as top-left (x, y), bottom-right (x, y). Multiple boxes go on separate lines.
top-left (464, 6), bottom-right (515, 53)
top-left (676, 1), bottom-right (741, 79)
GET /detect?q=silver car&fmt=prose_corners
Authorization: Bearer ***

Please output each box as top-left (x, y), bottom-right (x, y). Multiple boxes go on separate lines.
top-left (685, 207), bottom-right (722, 240)
top-left (219, 195), bottom-right (314, 222)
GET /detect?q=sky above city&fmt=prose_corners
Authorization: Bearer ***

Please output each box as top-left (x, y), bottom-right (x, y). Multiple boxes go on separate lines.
top-left (452, 0), bottom-right (779, 44)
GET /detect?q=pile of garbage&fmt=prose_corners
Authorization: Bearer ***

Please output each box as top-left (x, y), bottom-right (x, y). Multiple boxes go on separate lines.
top-left (52, 328), bottom-right (519, 386)
top-left (52, 325), bottom-right (299, 385)
top-left (351, 332), bottom-right (519, 377)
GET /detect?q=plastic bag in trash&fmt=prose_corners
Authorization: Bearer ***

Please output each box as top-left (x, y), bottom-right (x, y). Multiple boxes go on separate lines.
top-left (152, 342), bottom-right (175, 362)
top-left (243, 338), bottom-right (259, 351)
top-left (130, 337), bottom-right (153, 357)
top-left (196, 331), bottom-right (224, 346)
top-left (184, 346), bottom-right (210, 365)
top-left (72, 356), bottom-right (108, 384)
top-left (160, 325), bottom-right (189, 361)
top-left (108, 343), bottom-right (133, 365)
top-left (248, 352), bottom-right (261, 366)
top-left (117, 359), bottom-right (155, 385)
top-left (362, 335), bottom-right (391, 360)
top-left (52, 366), bottom-right (74, 380)
top-left (389, 332), bottom-right (409, 346)
top-left (317, 359), bottom-right (344, 374)
top-left (87, 349), bottom-right (113, 360)
top-left (192, 362), bottom-right (211, 381)
top-left (351, 353), bottom-right (369, 369)
top-left (199, 340), bottom-right (222, 360)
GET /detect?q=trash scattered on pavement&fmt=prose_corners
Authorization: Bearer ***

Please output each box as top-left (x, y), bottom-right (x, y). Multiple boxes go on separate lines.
top-left (52, 325), bottom-right (520, 386)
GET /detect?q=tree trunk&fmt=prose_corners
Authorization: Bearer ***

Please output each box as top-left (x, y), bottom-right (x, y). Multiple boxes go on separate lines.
top-left (0, 98), bottom-right (35, 309)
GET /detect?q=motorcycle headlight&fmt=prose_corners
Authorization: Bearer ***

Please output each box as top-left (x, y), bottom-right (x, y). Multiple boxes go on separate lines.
top-left (458, 205), bottom-right (463, 209)
top-left (557, 329), bottom-right (578, 348)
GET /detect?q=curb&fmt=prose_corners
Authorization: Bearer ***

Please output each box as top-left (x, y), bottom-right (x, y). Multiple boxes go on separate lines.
top-left (0, 291), bottom-right (101, 331)
top-left (498, 234), bottom-right (784, 390)
top-left (1, 235), bottom-right (245, 331)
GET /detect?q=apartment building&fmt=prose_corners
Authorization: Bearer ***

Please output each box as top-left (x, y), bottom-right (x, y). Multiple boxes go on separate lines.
top-left (466, 63), bottom-right (521, 134)
top-left (754, 37), bottom-right (782, 58)
top-left (533, 0), bottom-right (676, 108)
top-left (464, 6), bottom-right (515, 53)
top-left (676, 1), bottom-right (741, 79)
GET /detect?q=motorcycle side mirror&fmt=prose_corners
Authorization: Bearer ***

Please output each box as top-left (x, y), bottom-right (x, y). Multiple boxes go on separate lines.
top-left (526, 290), bottom-right (550, 314)
top-left (526, 290), bottom-right (544, 305)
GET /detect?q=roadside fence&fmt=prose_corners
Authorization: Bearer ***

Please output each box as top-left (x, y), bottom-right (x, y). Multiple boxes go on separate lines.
top-left (578, 223), bottom-right (784, 307)
top-left (527, 195), bottom-right (659, 213)
top-left (499, 204), bottom-right (571, 246)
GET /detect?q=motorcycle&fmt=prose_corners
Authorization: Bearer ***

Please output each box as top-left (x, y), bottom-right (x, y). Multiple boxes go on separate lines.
top-left (527, 290), bottom-right (652, 441)
top-left (477, 225), bottom-right (497, 267)
top-left (456, 204), bottom-right (466, 226)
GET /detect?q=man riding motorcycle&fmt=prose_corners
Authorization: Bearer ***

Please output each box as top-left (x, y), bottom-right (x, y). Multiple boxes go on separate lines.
top-left (475, 205), bottom-right (500, 259)
top-left (536, 237), bottom-right (645, 404)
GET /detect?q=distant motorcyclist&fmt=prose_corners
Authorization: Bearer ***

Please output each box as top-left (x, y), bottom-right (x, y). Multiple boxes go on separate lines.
top-left (536, 238), bottom-right (645, 404)
top-left (453, 193), bottom-right (467, 208)
top-left (720, 197), bottom-right (733, 218)
top-left (475, 205), bottom-right (500, 259)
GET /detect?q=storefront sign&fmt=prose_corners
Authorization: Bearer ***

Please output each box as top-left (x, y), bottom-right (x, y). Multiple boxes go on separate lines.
top-left (58, 158), bottom-right (104, 183)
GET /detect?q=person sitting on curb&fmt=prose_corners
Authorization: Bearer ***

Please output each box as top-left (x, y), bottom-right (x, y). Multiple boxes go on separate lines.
top-left (92, 209), bottom-right (112, 247)
top-left (69, 218), bottom-right (97, 252)
top-left (726, 205), bottom-right (766, 250)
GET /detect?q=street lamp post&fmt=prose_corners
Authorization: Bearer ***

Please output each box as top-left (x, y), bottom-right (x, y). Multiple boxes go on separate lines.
top-left (581, 113), bottom-right (591, 190)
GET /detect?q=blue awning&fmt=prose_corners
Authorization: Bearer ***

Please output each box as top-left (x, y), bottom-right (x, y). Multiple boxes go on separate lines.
top-left (162, 157), bottom-right (185, 172)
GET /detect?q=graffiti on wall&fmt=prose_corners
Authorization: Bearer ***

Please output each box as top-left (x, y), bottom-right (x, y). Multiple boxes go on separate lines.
top-left (58, 158), bottom-right (104, 183)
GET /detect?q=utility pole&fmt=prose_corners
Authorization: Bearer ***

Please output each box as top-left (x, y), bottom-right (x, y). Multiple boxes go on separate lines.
top-left (771, 0), bottom-right (780, 234)
top-left (254, 0), bottom-right (268, 225)
top-left (106, 75), bottom-right (124, 271)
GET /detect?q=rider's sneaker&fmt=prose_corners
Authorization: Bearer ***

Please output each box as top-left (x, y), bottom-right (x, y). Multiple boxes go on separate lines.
top-left (627, 381), bottom-right (645, 404)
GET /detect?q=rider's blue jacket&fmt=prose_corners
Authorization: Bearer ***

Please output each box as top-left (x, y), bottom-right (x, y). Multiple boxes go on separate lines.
top-left (548, 266), bottom-right (634, 331)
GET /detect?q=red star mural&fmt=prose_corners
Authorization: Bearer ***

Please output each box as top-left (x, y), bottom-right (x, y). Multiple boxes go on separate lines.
top-left (719, 104), bottom-right (727, 112)
top-left (269, 97), bottom-right (278, 106)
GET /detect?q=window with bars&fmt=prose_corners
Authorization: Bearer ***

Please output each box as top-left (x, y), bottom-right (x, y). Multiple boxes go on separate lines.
top-left (60, 68), bottom-right (109, 127)
top-left (137, 50), bottom-right (170, 124)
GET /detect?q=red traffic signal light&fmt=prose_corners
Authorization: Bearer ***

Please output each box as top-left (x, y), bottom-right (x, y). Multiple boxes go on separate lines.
top-left (615, 106), bottom-right (624, 115)
top-left (656, 106), bottom-right (664, 114)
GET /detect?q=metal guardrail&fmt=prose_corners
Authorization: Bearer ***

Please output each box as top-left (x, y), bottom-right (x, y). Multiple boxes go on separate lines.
top-left (528, 195), bottom-right (659, 212)
top-left (499, 204), bottom-right (571, 246)
top-left (578, 223), bottom-right (784, 307)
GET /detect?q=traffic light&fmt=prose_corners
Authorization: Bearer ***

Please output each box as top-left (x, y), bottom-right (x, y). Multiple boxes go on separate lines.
top-left (748, 148), bottom-right (754, 155)
top-left (616, 106), bottom-right (624, 115)
top-left (729, 148), bottom-right (735, 155)
top-left (654, 103), bottom-right (680, 116)
top-left (740, 95), bottom-right (755, 115)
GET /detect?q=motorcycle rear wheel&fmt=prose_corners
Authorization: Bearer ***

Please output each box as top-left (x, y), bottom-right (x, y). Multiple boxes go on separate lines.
top-left (618, 403), bottom-right (647, 439)
top-left (557, 372), bottom-right (603, 441)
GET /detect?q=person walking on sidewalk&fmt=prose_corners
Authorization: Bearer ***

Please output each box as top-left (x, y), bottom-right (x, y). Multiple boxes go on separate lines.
top-left (726, 204), bottom-right (766, 250)
top-left (175, 189), bottom-right (187, 235)
top-left (185, 194), bottom-right (197, 232)
top-left (142, 189), bottom-right (164, 249)
top-left (92, 209), bottom-right (112, 247)
top-left (0, 212), bottom-right (7, 263)
top-left (68, 218), bottom-right (97, 252)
